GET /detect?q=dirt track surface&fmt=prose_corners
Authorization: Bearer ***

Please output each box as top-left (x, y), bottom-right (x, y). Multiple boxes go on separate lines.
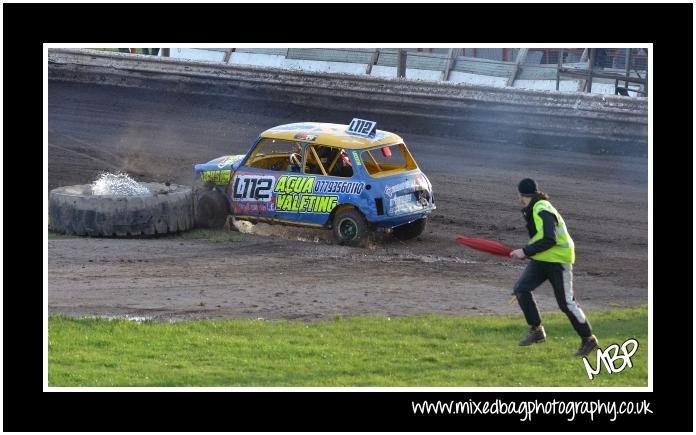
top-left (48, 81), bottom-right (648, 321)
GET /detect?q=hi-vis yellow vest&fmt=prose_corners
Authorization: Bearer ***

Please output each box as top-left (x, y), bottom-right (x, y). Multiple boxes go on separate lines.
top-left (528, 200), bottom-right (575, 264)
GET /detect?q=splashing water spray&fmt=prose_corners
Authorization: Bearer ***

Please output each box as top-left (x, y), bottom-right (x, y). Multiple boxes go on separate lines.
top-left (91, 172), bottom-right (152, 196)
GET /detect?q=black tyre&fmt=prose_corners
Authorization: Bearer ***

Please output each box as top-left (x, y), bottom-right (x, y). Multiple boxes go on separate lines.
top-left (332, 208), bottom-right (367, 246)
top-left (194, 188), bottom-right (230, 229)
top-left (49, 183), bottom-right (193, 236)
top-left (392, 218), bottom-right (427, 241)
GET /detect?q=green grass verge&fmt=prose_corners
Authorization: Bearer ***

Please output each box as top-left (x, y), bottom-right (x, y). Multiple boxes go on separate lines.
top-left (48, 307), bottom-right (647, 387)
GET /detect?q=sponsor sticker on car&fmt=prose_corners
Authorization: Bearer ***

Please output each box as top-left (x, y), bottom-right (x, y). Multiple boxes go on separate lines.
top-left (232, 175), bottom-right (275, 202)
top-left (294, 132), bottom-right (317, 141)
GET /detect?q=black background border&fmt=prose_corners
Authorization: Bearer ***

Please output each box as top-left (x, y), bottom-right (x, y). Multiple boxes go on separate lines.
top-left (4, 2), bottom-right (692, 432)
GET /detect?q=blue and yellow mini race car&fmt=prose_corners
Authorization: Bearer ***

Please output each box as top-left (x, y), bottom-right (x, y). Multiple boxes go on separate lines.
top-left (193, 119), bottom-right (435, 245)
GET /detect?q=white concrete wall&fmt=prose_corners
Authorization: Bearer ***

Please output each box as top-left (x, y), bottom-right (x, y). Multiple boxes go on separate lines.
top-left (168, 48), bottom-right (226, 63)
top-left (448, 71), bottom-right (507, 87)
top-left (372, 66), bottom-right (454, 83)
top-left (403, 69), bottom-right (442, 81)
top-left (370, 65), bottom-right (397, 79)
top-left (230, 52), bottom-right (366, 75)
top-left (589, 83), bottom-right (622, 95)
top-left (229, 52), bottom-right (286, 68)
top-left (514, 79), bottom-right (581, 92)
top-left (283, 59), bottom-right (366, 75)
top-left (513, 80), bottom-right (622, 95)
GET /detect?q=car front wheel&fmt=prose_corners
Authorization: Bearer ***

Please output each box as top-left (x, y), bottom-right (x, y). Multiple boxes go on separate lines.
top-left (332, 208), bottom-right (367, 246)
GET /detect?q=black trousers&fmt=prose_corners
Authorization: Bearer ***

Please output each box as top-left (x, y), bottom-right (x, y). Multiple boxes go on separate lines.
top-left (513, 260), bottom-right (592, 338)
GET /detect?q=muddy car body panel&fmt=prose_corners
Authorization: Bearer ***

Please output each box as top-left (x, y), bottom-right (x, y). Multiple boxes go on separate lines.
top-left (194, 154), bottom-right (246, 186)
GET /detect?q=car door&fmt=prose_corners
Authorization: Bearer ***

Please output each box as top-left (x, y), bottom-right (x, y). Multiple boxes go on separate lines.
top-left (229, 137), bottom-right (300, 222)
top-left (272, 142), bottom-right (327, 226)
top-left (273, 144), bottom-right (364, 227)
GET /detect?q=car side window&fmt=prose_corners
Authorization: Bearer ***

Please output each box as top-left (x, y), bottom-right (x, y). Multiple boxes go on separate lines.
top-left (333, 150), bottom-right (354, 178)
top-left (361, 143), bottom-right (415, 176)
top-left (304, 145), bottom-right (329, 175)
top-left (305, 145), bottom-right (353, 178)
top-left (246, 138), bottom-right (302, 172)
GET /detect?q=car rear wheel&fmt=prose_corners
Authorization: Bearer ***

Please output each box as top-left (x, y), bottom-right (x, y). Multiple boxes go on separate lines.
top-left (332, 208), bottom-right (367, 246)
top-left (194, 188), bottom-right (229, 229)
top-left (393, 218), bottom-right (427, 241)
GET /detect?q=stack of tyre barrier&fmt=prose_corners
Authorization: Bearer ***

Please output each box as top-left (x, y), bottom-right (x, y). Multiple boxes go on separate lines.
top-left (49, 183), bottom-right (193, 236)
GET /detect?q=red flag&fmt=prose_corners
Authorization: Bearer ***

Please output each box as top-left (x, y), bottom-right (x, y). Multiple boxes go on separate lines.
top-left (455, 236), bottom-right (514, 258)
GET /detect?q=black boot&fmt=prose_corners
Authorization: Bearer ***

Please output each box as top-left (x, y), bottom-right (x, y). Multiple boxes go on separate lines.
top-left (574, 335), bottom-right (599, 356)
top-left (518, 325), bottom-right (546, 346)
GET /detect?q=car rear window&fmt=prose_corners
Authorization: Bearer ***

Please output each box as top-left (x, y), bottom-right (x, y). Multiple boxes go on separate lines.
top-left (361, 143), bottom-right (417, 177)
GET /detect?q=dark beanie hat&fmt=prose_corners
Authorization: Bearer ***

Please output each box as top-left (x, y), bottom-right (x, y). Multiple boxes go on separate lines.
top-left (518, 178), bottom-right (539, 197)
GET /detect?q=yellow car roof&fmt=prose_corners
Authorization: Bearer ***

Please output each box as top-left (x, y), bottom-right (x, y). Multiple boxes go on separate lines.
top-left (260, 122), bottom-right (404, 150)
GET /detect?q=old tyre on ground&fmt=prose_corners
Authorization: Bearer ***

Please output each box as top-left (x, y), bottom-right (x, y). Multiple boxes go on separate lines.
top-left (332, 207), bottom-right (367, 246)
top-left (392, 218), bottom-right (427, 241)
top-left (49, 183), bottom-right (193, 236)
top-left (193, 188), bottom-right (230, 229)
